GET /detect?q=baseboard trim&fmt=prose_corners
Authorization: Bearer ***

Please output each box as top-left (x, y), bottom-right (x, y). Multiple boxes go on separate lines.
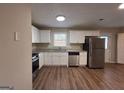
top-left (105, 61), bottom-right (116, 63)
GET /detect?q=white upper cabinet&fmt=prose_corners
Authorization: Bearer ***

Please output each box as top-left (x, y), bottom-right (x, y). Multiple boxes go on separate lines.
top-left (83, 30), bottom-right (100, 36)
top-left (70, 31), bottom-right (85, 43)
top-left (32, 26), bottom-right (40, 43)
top-left (39, 30), bottom-right (51, 43)
top-left (32, 26), bottom-right (51, 43)
top-left (69, 30), bottom-right (100, 43)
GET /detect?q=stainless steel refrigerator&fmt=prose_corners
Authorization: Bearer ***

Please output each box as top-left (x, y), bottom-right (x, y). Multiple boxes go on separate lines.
top-left (84, 36), bottom-right (105, 68)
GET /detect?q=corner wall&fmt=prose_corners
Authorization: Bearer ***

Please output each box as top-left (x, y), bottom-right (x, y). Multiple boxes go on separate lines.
top-left (0, 4), bottom-right (32, 89)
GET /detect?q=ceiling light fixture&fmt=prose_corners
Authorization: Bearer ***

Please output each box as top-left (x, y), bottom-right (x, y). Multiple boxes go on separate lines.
top-left (118, 3), bottom-right (124, 9)
top-left (56, 15), bottom-right (66, 22)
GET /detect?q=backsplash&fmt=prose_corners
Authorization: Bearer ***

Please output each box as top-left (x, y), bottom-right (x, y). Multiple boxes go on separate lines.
top-left (32, 43), bottom-right (83, 51)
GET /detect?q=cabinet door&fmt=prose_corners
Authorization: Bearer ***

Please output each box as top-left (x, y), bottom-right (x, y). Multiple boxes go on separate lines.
top-left (79, 52), bottom-right (87, 65)
top-left (83, 31), bottom-right (100, 36)
top-left (84, 31), bottom-right (92, 36)
top-left (44, 52), bottom-right (52, 65)
top-left (48, 53), bottom-right (53, 65)
top-left (61, 56), bottom-right (68, 66)
top-left (32, 28), bottom-right (35, 43)
top-left (52, 52), bottom-right (68, 66)
top-left (52, 53), bottom-right (60, 66)
top-left (52, 53), bottom-right (56, 65)
top-left (32, 26), bottom-right (40, 43)
top-left (60, 53), bottom-right (68, 66)
top-left (39, 30), bottom-right (51, 43)
top-left (32, 27), bottom-right (38, 43)
top-left (36, 30), bottom-right (40, 43)
top-left (78, 33), bottom-right (85, 43)
top-left (39, 53), bottom-right (44, 69)
top-left (44, 52), bottom-right (48, 65)
top-left (70, 31), bottom-right (85, 43)
top-left (70, 31), bottom-right (78, 43)
top-left (55, 56), bottom-right (60, 65)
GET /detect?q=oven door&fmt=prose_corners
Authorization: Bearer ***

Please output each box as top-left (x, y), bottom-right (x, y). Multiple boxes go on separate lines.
top-left (32, 58), bottom-right (39, 73)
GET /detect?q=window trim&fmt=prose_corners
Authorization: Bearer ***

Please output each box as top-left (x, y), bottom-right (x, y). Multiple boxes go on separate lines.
top-left (51, 30), bottom-right (69, 48)
top-left (53, 33), bottom-right (67, 47)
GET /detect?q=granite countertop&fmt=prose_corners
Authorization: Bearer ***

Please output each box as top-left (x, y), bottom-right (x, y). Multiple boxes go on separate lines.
top-left (32, 49), bottom-right (86, 53)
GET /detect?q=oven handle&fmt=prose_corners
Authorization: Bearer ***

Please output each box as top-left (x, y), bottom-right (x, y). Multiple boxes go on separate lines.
top-left (32, 57), bottom-right (39, 63)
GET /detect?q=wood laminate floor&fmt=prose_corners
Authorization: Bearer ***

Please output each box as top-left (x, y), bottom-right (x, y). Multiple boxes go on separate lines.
top-left (33, 64), bottom-right (124, 90)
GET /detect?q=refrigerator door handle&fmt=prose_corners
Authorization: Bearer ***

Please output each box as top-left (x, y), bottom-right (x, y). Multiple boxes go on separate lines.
top-left (89, 39), bottom-right (92, 56)
top-left (90, 44), bottom-right (92, 56)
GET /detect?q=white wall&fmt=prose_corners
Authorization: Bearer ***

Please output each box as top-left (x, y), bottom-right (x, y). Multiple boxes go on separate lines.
top-left (0, 4), bottom-right (32, 89)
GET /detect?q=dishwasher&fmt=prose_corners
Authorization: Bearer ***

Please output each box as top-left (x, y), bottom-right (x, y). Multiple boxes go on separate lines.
top-left (68, 52), bottom-right (79, 66)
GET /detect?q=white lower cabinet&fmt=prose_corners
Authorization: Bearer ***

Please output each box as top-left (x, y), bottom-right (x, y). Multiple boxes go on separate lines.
top-left (39, 53), bottom-right (44, 69)
top-left (79, 52), bottom-right (87, 66)
top-left (40, 52), bottom-right (68, 66)
top-left (44, 52), bottom-right (52, 65)
top-left (60, 55), bottom-right (68, 66)
top-left (39, 51), bottom-right (87, 67)
top-left (58, 53), bottom-right (68, 66)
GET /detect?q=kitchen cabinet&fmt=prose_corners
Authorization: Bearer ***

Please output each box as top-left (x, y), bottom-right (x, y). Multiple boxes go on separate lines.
top-left (39, 53), bottom-right (44, 69)
top-left (69, 30), bottom-right (100, 43)
top-left (32, 27), bottom-right (51, 43)
top-left (79, 52), bottom-right (87, 65)
top-left (43, 52), bottom-right (68, 66)
top-left (84, 31), bottom-right (100, 36)
top-left (44, 52), bottom-right (52, 65)
top-left (32, 26), bottom-right (40, 43)
top-left (39, 51), bottom-right (87, 67)
top-left (53, 52), bottom-right (68, 66)
top-left (60, 53), bottom-right (68, 66)
top-left (70, 31), bottom-right (85, 43)
top-left (39, 30), bottom-right (51, 43)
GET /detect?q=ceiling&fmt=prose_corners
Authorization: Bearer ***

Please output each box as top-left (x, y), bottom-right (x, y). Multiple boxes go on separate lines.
top-left (32, 3), bottom-right (124, 29)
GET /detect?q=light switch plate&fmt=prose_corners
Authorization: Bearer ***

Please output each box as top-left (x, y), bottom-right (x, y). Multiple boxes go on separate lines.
top-left (14, 32), bottom-right (20, 41)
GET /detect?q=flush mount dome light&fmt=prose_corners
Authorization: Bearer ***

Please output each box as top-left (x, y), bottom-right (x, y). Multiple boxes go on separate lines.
top-left (119, 3), bottom-right (124, 9)
top-left (56, 15), bottom-right (66, 22)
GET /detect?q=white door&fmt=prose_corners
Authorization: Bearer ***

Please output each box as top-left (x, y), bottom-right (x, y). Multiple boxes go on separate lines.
top-left (117, 33), bottom-right (124, 64)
